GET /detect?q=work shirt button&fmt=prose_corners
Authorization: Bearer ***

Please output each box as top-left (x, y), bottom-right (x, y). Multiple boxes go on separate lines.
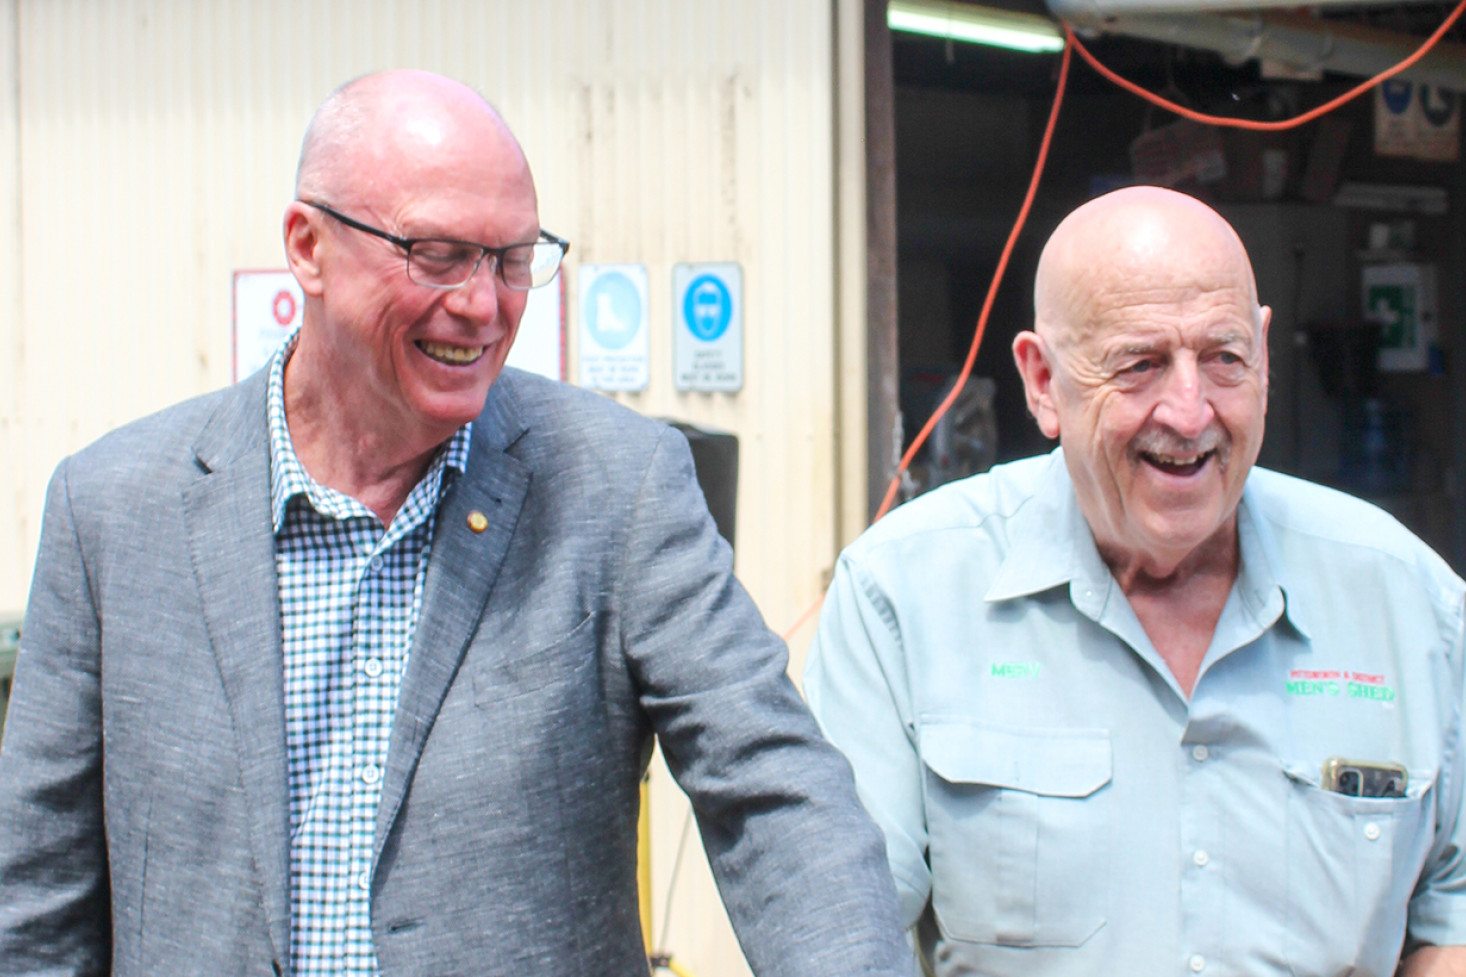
top-left (363, 658), bottom-right (384, 678)
top-left (1190, 954), bottom-right (1206, 972)
top-left (361, 764), bottom-right (381, 785)
top-left (1191, 745), bottom-right (1210, 762)
top-left (370, 555), bottom-right (384, 572)
top-left (357, 871), bottom-right (371, 891)
top-left (1364, 822), bottom-right (1382, 841)
top-left (1193, 849), bottom-right (1210, 867)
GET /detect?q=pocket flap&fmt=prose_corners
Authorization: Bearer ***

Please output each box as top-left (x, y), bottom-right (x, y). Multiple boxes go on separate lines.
top-left (919, 718), bottom-right (1112, 798)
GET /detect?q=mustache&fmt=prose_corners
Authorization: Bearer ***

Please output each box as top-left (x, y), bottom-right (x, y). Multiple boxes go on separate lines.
top-left (1132, 425), bottom-right (1229, 459)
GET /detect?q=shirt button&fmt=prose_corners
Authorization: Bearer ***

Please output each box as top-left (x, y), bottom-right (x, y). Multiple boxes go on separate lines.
top-left (1190, 954), bottom-right (1206, 972)
top-left (363, 658), bottom-right (384, 678)
top-left (370, 555), bottom-right (384, 572)
top-left (1364, 822), bottom-right (1382, 841)
top-left (1193, 849), bottom-right (1210, 867)
top-left (1191, 745), bottom-right (1210, 762)
top-left (361, 764), bottom-right (381, 785)
top-left (357, 871), bottom-right (371, 891)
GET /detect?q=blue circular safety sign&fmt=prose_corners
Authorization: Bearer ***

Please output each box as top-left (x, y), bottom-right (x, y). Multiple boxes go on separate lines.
top-left (683, 274), bottom-right (732, 342)
top-left (584, 271), bottom-right (642, 350)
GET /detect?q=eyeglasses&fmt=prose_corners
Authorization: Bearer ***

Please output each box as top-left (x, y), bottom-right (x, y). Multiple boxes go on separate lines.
top-left (301, 200), bottom-right (569, 291)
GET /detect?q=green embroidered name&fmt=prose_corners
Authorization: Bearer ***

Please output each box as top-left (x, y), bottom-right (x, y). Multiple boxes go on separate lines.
top-left (990, 662), bottom-right (1041, 679)
top-left (1347, 681), bottom-right (1395, 702)
top-left (1285, 679), bottom-right (1340, 696)
top-left (1284, 679), bottom-right (1395, 701)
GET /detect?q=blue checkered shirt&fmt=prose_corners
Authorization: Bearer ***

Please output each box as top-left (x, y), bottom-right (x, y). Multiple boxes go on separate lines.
top-left (267, 341), bottom-right (470, 977)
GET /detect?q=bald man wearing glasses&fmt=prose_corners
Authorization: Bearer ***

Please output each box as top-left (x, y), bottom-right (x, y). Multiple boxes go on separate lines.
top-left (0, 70), bottom-right (908, 977)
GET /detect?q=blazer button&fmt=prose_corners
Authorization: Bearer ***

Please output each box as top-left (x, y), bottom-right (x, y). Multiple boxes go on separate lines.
top-left (467, 510), bottom-right (489, 533)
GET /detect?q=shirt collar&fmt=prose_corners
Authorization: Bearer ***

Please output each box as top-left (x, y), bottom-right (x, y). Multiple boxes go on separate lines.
top-left (1236, 477), bottom-right (1313, 641)
top-left (984, 449), bottom-right (1105, 605)
top-left (266, 334), bottom-right (472, 533)
top-left (984, 448), bottom-right (1311, 641)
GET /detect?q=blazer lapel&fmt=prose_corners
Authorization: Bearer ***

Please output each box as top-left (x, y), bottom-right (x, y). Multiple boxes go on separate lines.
top-left (180, 370), bottom-right (292, 968)
top-left (374, 379), bottom-right (532, 863)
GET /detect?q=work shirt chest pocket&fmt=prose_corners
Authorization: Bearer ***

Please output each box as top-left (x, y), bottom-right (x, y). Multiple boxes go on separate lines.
top-left (1281, 762), bottom-right (1436, 974)
top-left (919, 718), bottom-right (1112, 948)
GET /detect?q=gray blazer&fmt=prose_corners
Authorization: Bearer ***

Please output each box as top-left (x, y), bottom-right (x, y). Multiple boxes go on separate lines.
top-left (0, 367), bottom-right (908, 977)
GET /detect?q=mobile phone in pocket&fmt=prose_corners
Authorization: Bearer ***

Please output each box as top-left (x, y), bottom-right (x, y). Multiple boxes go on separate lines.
top-left (1321, 757), bottom-right (1407, 798)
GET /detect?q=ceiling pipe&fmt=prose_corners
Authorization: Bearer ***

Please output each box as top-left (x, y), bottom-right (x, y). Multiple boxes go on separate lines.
top-left (1049, 0), bottom-right (1441, 15)
top-left (1046, 3), bottom-right (1466, 91)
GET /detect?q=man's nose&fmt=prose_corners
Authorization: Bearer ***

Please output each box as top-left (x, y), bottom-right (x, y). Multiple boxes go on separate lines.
top-left (1151, 357), bottom-right (1214, 439)
top-left (443, 260), bottom-right (501, 322)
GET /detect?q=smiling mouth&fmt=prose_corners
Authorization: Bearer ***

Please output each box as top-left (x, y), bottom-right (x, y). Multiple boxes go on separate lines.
top-left (416, 340), bottom-right (486, 365)
top-left (1140, 449), bottom-right (1213, 477)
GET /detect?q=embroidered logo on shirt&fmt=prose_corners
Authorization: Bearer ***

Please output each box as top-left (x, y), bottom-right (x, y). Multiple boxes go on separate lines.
top-left (991, 662), bottom-right (1041, 679)
top-left (1285, 669), bottom-right (1395, 702)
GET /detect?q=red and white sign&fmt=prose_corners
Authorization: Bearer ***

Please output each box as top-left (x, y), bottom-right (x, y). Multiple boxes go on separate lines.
top-left (232, 270), bottom-right (303, 382)
top-left (231, 267), bottom-right (565, 385)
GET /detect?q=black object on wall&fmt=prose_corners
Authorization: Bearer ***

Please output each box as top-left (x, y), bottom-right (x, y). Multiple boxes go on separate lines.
top-left (667, 422), bottom-right (739, 553)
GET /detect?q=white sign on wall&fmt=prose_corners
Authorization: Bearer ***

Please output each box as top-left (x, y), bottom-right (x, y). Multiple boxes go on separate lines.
top-left (506, 277), bottom-right (565, 382)
top-left (1375, 80), bottom-right (1460, 163)
top-left (1364, 262), bottom-right (1438, 373)
top-left (235, 269), bottom-right (566, 385)
top-left (673, 263), bottom-right (743, 393)
top-left (233, 270), bottom-right (303, 381)
top-left (578, 264), bottom-right (649, 391)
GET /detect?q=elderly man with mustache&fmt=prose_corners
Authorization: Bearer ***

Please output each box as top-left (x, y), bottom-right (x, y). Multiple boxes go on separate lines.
top-left (806, 187), bottom-right (1466, 977)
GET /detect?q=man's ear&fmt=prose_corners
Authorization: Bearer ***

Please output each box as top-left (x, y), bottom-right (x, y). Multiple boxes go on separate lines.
top-left (283, 203), bottom-right (325, 298)
top-left (1257, 304), bottom-right (1272, 400)
top-left (1012, 330), bottom-right (1062, 439)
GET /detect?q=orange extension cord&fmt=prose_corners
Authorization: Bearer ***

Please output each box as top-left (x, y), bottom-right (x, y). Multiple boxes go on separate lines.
top-left (875, 39), bottom-right (1074, 523)
top-left (1067, 0), bottom-right (1466, 132)
top-left (780, 42), bottom-right (1074, 642)
top-left (780, 1), bottom-right (1466, 644)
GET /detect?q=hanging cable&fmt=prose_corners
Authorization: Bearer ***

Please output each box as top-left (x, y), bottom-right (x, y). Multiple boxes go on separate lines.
top-left (782, 3), bottom-right (1466, 643)
top-left (782, 29), bottom-right (1076, 643)
top-left (1065, 0), bottom-right (1466, 132)
top-left (655, 808), bottom-right (695, 952)
top-left (873, 37), bottom-right (1073, 523)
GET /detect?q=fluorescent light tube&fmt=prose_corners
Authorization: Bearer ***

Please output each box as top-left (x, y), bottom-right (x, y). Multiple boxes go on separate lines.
top-left (888, 0), bottom-right (1066, 53)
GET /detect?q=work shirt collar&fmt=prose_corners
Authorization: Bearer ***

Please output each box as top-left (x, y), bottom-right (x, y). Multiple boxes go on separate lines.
top-left (984, 448), bottom-right (1312, 643)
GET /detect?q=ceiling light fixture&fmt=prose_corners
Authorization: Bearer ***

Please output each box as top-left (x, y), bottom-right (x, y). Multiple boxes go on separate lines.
top-left (888, 0), bottom-right (1066, 53)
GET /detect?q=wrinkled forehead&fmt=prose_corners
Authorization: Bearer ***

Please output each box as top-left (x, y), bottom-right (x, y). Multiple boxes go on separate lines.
top-left (1074, 262), bottom-right (1260, 344)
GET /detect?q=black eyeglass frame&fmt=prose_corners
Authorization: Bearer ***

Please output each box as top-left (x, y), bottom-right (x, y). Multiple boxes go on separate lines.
top-left (300, 199), bottom-right (569, 291)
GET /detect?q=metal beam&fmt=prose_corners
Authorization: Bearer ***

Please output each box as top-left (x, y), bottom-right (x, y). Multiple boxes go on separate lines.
top-left (1052, 5), bottom-right (1466, 91)
top-left (866, 0), bottom-right (900, 522)
top-left (1049, 0), bottom-right (1440, 17)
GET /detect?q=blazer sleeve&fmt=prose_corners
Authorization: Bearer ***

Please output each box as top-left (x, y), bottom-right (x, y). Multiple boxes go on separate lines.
top-left (0, 458), bottom-right (112, 974)
top-left (615, 427), bottom-right (913, 977)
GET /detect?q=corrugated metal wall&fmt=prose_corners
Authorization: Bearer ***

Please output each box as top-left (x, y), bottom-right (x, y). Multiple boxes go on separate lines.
top-left (2, 3), bottom-right (868, 976)
top-left (1, 1), bottom-right (20, 616)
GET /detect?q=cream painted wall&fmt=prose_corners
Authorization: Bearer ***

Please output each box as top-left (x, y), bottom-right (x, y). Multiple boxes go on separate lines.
top-left (1, 0), bottom-right (22, 617)
top-left (3, 3), bottom-right (869, 976)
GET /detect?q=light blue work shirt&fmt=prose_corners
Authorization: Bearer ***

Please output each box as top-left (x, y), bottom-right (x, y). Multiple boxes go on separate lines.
top-left (805, 449), bottom-right (1466, 977)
